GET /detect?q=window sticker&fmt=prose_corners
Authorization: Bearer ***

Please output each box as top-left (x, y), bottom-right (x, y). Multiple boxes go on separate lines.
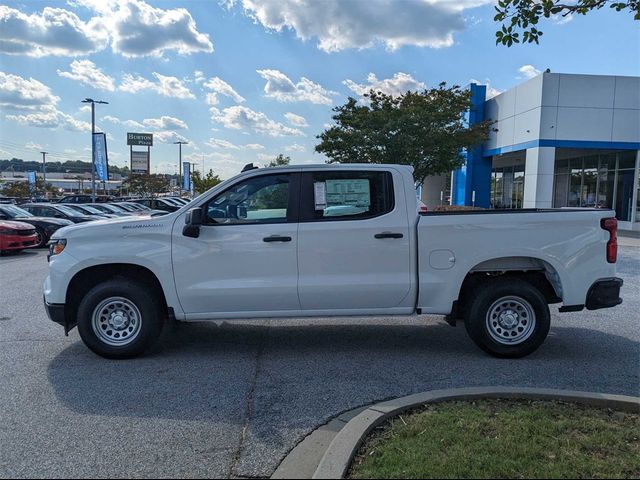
top-left (314, 181), bottom-right (327, 210)
top-left (325, 179), bottom-right (371, 207)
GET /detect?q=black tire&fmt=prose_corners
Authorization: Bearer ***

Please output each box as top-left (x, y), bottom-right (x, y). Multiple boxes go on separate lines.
top-left (77, 278), bottom-right (165, 359)
top-left (35, 227), bottom-right (47, 248)
top-left (464, 277), bottom-right (550, 358)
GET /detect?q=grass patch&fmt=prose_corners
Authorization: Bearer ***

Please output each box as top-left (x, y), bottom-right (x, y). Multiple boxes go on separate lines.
top-left (349, 399), bottom-right (640, 479)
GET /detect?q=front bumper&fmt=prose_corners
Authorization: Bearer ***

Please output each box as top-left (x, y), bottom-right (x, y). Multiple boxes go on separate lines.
top-left (586, 277), bottom-right (623, 310)
top-left (44, 299), bottom-right (74, 335)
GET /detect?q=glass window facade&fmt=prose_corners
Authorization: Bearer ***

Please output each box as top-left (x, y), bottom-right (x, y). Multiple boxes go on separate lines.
top-left (490, 164), bottom-right (525, 209)
top-left (553, 149), bottom-right (638, 222)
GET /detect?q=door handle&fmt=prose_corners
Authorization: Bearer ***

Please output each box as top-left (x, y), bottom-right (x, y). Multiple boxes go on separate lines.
top-left (263, 235), bottom-right (292, 243)
top-left (374, 232), bottom-right (404, 239)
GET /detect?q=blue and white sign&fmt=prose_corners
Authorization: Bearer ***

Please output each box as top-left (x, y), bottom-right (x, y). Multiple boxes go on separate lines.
top-left (27, 171), bottom-right (37, 186)
top-left (93, 132), bottom-right (109, 182)
top-left (183, 162), bottom-right (191, 191)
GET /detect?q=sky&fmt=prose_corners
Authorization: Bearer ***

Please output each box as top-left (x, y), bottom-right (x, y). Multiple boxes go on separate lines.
top-left (0, 0), bottom-right (638, 180)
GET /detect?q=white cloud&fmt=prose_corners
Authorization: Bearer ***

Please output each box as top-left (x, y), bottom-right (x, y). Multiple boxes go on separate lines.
top-left (207, 138), bottom-right (240, 149)
top-left (203, 77), bottom-right (245, 104)
top-left (343, 72), bottom-right (426, 98)
top-left (101, 115), bottom-right (146, 129)
top-left (154, 130), bottom-right (189, 143)
top-left (25, 141), bottom-right (43, 150)
top-left (244, 143), bottom-right (265, 150)
top-left (119, 72), bottom-right (195, 99)
top-left (194, 70), bottom-right (205, 83)
top-left (284, 143), bottom-right (305, 152)
top-left (6, 106), bottom-right (91, 132)
top-left (551, 13), bottom-right (573, 25)
top-left (211, 105), bottom-right (304, 137)
top-left (0, 72), bottom-right (60, 110)
top-left (143, 115), bottom-right (188, 130)
top-left (284, 112), bottom-right (309, 127)
top-left (257, 69), bottom-right (336, 105)
top-left (73, 0), bottom-right (213, 58)
top-left (232, 0), bottom-right (490, 52)
top-left (57, 59), bottom-right (116, 91)
top-left (0, 5), bottom-right (108, 57)
top-left (519, 65), bottom-right (541, 79)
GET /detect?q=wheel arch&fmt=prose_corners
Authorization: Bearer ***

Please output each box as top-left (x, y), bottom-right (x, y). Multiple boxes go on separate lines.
top-left (65, 263), bottom-right (169, 330)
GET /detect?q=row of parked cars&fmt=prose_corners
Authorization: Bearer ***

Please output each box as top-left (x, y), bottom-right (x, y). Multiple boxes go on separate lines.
top-left (0, 196), bottom-right (190, 254)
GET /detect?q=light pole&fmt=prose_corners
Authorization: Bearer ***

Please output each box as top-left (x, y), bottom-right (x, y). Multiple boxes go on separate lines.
top-left (173, 141), bottom-right (188, 197)
top-left (82, 98), bottom-right (109, 202)
top-left (40, 151), bottom-right (48, 198)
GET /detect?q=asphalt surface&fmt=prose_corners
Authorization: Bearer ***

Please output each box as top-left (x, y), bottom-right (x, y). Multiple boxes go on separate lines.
top-left (0, 247), bottom-right (638, 478)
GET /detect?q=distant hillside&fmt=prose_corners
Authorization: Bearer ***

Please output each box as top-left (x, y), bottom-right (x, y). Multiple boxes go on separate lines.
top-left (0, 158), bottom-right (130, 175)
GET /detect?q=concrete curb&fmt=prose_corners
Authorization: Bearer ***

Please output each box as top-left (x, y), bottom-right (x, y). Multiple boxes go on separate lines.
top-left (274, 387), bottom-right (640, 479)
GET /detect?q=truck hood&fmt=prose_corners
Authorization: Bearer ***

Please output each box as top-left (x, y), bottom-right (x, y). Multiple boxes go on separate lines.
top-left (51, 213), bottom-right (175, 240)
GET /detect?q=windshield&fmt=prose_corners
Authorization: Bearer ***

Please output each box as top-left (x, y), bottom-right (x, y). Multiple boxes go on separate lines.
top-left (126, 203), bottom-right (148, 211)
top-left (0, 205), bottom-right (33, 218)
top-left (103, 204), bottom-right (126, 213)
top-left (115, 203), bottom-right (136, 212)
top-left (55, 205), bottom-right (83, 216)
top-left (77, 205), bottom-right (104, 214)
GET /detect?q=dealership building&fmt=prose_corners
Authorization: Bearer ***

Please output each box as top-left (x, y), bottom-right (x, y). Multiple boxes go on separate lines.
top-left (423, 72), bottom-right (640, 232)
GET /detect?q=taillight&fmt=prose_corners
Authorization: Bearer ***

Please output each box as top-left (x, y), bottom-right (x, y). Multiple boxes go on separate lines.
top-left (600, 217), bottom-right (617, 263)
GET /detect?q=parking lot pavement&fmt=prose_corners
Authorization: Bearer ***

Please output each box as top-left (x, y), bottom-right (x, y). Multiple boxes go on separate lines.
top-left (1, 247), bottom-right (638, 478)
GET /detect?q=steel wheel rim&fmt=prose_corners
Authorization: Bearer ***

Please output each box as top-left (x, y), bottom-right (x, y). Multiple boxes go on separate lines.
top-left (486, 296), bottom-right (536, 345)
top-left (91, 296), bottom-right (142, 347)
top-left (35, 230), bottom-right (43, 246)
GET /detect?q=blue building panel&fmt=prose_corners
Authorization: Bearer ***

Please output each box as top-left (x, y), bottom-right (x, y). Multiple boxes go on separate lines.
top-left (452, 83), bottom-right (491, 207)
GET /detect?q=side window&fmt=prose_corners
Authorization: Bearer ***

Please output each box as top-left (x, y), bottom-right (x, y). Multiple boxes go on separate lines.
top-left (303, 171), bottom-right (394, 221)
top-left (204, 174), bottom-right (290, 225)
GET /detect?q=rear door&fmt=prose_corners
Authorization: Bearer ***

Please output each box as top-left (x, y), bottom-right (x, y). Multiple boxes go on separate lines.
top-left (297, 169), bottom-right (413, 311)
top-left (172, 172), bottom-right (301, 315)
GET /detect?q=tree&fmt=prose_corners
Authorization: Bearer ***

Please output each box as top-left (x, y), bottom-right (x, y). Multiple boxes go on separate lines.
top-left (122, 174), bottom-right (171, 197)
top-left (266, 154), bottom-right (291, 167)
top-left (315, 85), bottom-right (491, 184)
top-left (495, 0), bottom-right (639, 46)
top-left (1, 177), bottom-right (56, 198)
top-left (191, 169), bottom-right (223, 195)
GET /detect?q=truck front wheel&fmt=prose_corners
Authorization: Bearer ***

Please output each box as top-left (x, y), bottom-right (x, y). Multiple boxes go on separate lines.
top-left (76, 279), bottom-right (164, 359)
top-left (464, 278), bottom-right (550, 358)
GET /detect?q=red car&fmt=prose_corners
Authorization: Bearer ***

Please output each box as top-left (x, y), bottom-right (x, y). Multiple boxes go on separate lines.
top-left (0, 220), bottom-right (38, 255)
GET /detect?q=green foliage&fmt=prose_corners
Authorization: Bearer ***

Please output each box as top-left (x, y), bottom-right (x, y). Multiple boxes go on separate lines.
top-left (191, 169), bottom-right (223, 195)
top-left (495, 0), bottom-right (639, 46)
top-left (0, 158), bottom-right (130, 175)
top-left (315, 84), bottom-right (491, 184)
top-left (352, 400), bottom-right (640, 479)
top-left (122, 174), bottom-right (171, 197)
top-left (266, 154), bottom-right (291, 167)
top-left (1, 177), bottom-right (56, 198)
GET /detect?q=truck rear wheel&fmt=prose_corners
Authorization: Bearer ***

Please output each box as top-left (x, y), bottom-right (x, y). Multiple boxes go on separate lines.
top-left (464, 277), bottom-right (550, 358)
top-left (77, 279), bottom-right (164, 359)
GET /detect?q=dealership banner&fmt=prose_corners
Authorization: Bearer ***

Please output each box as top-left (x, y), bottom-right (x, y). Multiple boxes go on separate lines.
top-left (93, 132), bottom-right (109, 182)
top-left (27, 171), bottom-right (36, 186)
top-left (183, 162), bottom-right (191, 191)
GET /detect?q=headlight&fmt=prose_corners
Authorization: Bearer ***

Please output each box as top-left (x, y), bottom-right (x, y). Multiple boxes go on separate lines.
top-left (48, 239), bottom-right (67, 257)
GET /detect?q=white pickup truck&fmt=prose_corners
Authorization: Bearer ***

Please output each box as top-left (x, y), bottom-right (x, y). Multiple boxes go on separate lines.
top-left (44, 164), bottom-right (623, 359)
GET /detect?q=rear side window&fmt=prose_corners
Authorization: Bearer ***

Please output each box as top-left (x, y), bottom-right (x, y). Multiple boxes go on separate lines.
top-left (301, 170), bottom-right (394, 221)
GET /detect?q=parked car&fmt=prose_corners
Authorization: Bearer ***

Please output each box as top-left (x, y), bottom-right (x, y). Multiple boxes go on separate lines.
top-left (0, 204), bottom-right (73, 247)
top-left (21, 203), bottom-right (96, 224)
top-left (58, 194), bottom-right (115, 204)
top-left (0, 220), bottom-right (38, 255)
top-left (131, 198), bottom-right (182, 213)
top-left (44, 164), bottom-right (623, 359)
top-left (63, 204), bottom-right (116, 219)
top-left (166, 197), bottom-right (190, 206)
top-left (112, 202), bottom-right (166, 216)
top-left (84, 203), bottom-right (136, 217)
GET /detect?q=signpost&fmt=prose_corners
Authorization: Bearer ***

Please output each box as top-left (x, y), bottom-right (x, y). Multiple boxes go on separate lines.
top-left (128, 133), bottom-right (153, 175)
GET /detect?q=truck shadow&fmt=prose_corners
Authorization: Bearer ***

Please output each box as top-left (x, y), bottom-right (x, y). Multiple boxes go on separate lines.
top-left (47, 321), bottom-right (639, 428)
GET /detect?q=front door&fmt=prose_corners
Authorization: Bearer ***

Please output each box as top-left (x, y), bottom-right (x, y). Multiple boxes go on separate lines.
top-left (172, 172), bottom-right (300, 316)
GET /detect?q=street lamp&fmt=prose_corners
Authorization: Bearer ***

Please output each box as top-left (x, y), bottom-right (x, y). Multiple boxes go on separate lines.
top-left (82, 98), bottom-right (109, 202)
top-left (40, 151), bottom-right (48, 198)
top-left (173, 141), bottom-right (188, 196)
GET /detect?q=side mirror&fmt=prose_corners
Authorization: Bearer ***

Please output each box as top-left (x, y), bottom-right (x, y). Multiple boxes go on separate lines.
top-left (183, 207), bottom-right (203, 238)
